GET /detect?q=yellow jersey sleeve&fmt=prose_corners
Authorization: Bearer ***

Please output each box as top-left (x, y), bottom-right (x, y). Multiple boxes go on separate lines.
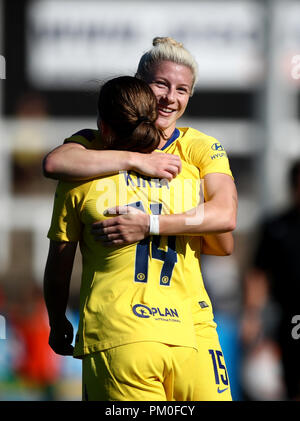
top-left (63, 128), bottom-right (102, 150)
top-left (177, 127), bottom-right (233, 179)
top-left (47, 181), bottom-right (91, 242)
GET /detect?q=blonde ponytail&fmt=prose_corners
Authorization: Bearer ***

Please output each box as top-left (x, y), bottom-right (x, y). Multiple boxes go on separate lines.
top-left (152, 37), bottom-right (183, 48)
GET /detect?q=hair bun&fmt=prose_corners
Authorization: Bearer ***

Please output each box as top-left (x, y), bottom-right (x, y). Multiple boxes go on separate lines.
top-left (152, 37), bottom-right (183, 48)
top-left (138, 116), bottom-right (149, 123)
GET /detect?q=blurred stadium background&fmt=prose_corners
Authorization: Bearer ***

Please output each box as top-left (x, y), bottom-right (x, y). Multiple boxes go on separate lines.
top-left (0, 0), bottom-right (300, 401)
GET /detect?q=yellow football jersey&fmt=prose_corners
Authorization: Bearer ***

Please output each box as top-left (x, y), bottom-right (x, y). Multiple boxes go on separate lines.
top-left (63, 126), bottom-right (233, 327)
top-left (48, 166), bottom-right (206, 357)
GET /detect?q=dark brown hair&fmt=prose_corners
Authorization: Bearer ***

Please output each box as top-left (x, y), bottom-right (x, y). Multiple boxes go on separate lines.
top-left (97, 76), bottom-right (162, 153)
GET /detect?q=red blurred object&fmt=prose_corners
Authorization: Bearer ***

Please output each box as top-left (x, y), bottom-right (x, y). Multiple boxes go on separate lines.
top-left (10, 285), bottom-right (62, 386)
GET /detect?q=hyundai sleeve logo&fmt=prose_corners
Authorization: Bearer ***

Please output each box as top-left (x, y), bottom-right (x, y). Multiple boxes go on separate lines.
top-left (211, 142), bottom-right (224, 151)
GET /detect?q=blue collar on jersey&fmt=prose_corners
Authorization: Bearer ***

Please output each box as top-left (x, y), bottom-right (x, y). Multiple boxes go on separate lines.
top-left (160, 128), bottom-right (180, 150)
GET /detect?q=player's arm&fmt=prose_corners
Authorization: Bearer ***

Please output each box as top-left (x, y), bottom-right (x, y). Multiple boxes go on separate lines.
top-left (158, 173), bottom-right (237, 235)
top-left (92, 173), bottom-right (237, 244)
top-left (43, 240), bottom-right (77, 355)
top-left (201, 232), bottom-right (234, 256)
top-left (43, 142), bottom-right (181, 181)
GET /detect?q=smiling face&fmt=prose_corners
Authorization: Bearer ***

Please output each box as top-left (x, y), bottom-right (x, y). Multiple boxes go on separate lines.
top-left (144, 61), bottom-right (194, 139)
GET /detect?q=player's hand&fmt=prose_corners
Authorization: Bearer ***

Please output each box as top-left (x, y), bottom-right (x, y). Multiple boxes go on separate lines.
top-left (91, 206), bottom-right (150, 245)
top-left (49, 316), bottom-right (74, 356)
top-left (131, 151), bottom-right (181, 181)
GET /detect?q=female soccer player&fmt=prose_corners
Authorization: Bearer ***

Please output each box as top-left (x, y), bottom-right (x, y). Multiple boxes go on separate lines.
top-left (43, 37), bottom-right (237, 400)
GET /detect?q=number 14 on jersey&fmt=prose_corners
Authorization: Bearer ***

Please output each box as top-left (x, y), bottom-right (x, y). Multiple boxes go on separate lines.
top-left (131, 201), bottom-right (177, 287)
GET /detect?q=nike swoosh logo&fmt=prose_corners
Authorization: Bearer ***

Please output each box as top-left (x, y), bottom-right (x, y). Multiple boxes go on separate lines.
top-left (217, 387), bottom-right (229, 394)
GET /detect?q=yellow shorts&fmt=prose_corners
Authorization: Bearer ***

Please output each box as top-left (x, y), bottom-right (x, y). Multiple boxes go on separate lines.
top-left (192, 322), bottom-right (232, 401)
top-left (82, 342), bottom-right (200, 401)
top-left (82, 323), bottom-right (232, 401)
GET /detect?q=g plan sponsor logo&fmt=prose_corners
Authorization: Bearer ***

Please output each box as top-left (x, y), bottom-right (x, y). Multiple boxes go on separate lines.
top-left (210, 142), bottom-right (227, 160)
top-left (132, 304), bottom-right (180, 322)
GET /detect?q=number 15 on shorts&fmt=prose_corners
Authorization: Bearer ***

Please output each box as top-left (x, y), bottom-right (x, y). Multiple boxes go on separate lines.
top-left (208, 349), bottom-right (229, 392)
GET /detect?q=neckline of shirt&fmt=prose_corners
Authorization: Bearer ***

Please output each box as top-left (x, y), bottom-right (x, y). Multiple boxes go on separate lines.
top-left (160, 128), bottom-right (181, 151)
